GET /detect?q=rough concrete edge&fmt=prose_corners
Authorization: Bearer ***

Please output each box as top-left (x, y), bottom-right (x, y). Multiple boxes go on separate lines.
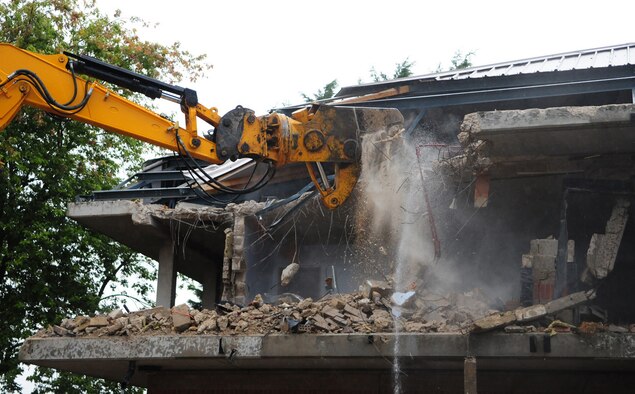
top-left (462, 104), bottom-right (635, 136)
top-left (19, 332), bottom-right (635, 363)
top-left (19, 335), bottom-right (263, 361)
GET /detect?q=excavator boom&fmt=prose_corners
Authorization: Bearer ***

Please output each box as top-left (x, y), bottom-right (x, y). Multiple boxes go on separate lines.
top-left (0, 43), bottom-right (403, 208)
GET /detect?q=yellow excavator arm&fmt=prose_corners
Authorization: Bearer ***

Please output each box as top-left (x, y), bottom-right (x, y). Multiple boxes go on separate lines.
top-left (0, 43), bottom-right (402, 209)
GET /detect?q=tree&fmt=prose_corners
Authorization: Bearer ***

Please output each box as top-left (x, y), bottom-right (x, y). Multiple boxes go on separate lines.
top-left (370, 58), bottom-right (414, 82)
top-left (450, 50), bottom-right (475, 70)
top-left (300, 58), bottom-right (414, 102)
top-left (436, 50), bottom-right (475, 72)
top-left (301, 79), bottom-right (339, 102)
top-left (0, 0), bottom-right (210, 391)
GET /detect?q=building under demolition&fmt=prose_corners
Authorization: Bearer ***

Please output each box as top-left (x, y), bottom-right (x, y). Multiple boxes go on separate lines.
top-left (20, 43), bottom-right (635, 393)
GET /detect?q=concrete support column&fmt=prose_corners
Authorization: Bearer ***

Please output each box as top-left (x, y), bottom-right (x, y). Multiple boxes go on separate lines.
top-left (201, 264), bottom-right (217, 309)
top-left (464, 356), bottom-right (477, 394)
top-left (156, 243), bottom-right (176, 308)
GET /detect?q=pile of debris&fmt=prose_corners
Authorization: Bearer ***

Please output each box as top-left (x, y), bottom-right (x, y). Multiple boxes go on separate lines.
top-left (37, 281), bottom-right (502, 338)
top-left (37, 283), bottom-right (610, 339)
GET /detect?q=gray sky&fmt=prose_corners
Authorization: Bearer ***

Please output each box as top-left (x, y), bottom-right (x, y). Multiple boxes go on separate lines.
top-left (96, 0), bottom-right (634, 115)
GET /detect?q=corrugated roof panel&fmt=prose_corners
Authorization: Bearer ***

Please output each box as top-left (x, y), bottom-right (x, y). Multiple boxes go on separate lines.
top-left (476, 66), bottom-right (496, 77)
top-left (331, 43), bottom-right (635, 101)
top-left (559, 54), bottom-right (582, 70)
top-left (521, 60), bottom-right (547, 74)
top-left (594, 51), bottom-right (611, 68)
top-left (540, 57), bottom-right (563, 72)
top-left (576, 51), bottom-right (597, 69)
top-left (500, 63), bottom-right (515, 76)
top-left (440, 43), bottom-right (632, 78)
top-left (502, 62), bottom-right (527, 75)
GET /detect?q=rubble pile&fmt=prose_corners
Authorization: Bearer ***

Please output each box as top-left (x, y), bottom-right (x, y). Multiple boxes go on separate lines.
top-left (37, 283), bottom-right (502, 338)
top-left (37, 286), bottom-right (612, 339)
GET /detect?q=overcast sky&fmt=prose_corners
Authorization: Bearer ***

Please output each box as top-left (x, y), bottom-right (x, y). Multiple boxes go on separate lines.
top-left (95, 0), bottom-right (634, 116)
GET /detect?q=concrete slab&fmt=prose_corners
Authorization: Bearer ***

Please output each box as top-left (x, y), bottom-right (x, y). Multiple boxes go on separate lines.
top-left (19, 333), bottom-right (635, 388)
top-left (460, 104), bottom-right (635, 158)
top-left (67, 200), bottom-right (231, 285)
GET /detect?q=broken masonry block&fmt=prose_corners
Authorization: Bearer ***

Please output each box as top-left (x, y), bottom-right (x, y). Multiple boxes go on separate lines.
top-left (472, 311), bottom-right (516, 332)
top-left (87, 316), bottom-right (109, 328)
top-left (311, 315), bottom-right (332, 331)
top-left (515, 304), bottom-right (547, 323)
top-left (585, 199), bottom-right (629, 281)
top-left (332, 316), bottom-right (349, 326)
top-left (322, 306), bottom-right (345, 320)
top-left (530, 238), bottom-right (558, 256)
top-left (171, 304), bottom-right (192, 333)
top-left (107, 309), bottom-right (124, 321)
top-left (250, 294), bottom-right (264, 308)
top-left (52, 325), bottom-right (70, 336)
top-left (329, 298), bottom-right (346, 310)
top-left (297, 297), bottom-right (313, 310)
top-left (343, 304), bottom-right (365, 319)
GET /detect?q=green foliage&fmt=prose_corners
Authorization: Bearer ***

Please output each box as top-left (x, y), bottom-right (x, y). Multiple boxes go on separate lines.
top-left (436, 50), bottom-right (475, 72)
top-left (184, 275), bottom-right (204, 310)
top-left (301, 79), bottom-right (338, 102)
top-left (370, 58), bottom-right (414, 82)
top-left (300, 58), bottom-right (414, 103)
top-left (450, 50), bottom-right (475, 70)
top-left (28, 369), bottom-right (141, 394)
top-left (0, 0), bottom-right (210, 391)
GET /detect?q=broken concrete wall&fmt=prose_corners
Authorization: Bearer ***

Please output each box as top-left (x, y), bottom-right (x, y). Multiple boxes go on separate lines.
top-left (522, 238), bottom-right (575, 305)
top-left (584, 198), bottom-right (630, 281)
top-left (69, 104), bottom-right (635, 324)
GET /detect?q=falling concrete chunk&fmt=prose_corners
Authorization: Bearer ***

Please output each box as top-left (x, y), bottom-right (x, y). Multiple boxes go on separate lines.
top-left (171, 304), bottom-right (192, 333)
top-left (361, 280), bottom-right (392, 299)
top-left (280, 263), bottom-right (300, 287)
top-left (391, 291), bottom-right (416, 307)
